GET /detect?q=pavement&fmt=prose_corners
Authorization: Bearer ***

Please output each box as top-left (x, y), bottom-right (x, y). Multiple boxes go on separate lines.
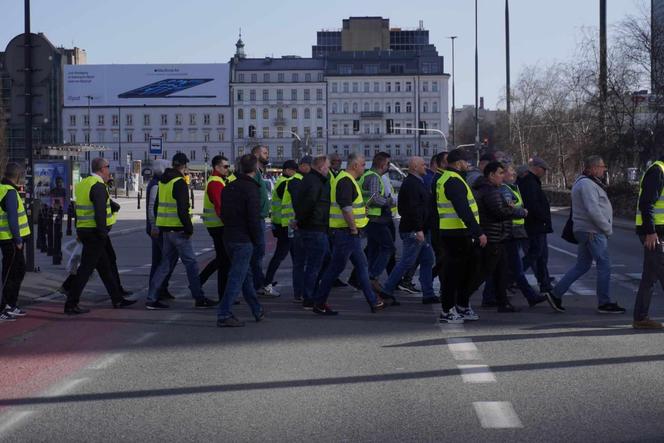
top-left (1, 200), bottom-right (663, 442)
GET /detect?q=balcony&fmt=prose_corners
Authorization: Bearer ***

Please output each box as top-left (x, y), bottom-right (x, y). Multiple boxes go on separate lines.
top-left (272, 118), bottom-right (287, 126)
top-left (359, 133), bottom-right (383, 141)
top-left (360, 111), bottom-right (384, 119)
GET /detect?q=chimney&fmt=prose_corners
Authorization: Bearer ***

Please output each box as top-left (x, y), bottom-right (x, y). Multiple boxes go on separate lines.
top-left (480, 97), bottom-right (485, 110)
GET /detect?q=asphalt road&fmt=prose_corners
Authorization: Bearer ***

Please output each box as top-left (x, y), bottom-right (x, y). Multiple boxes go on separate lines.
top-left (1, 215), bottom-right (662, 442)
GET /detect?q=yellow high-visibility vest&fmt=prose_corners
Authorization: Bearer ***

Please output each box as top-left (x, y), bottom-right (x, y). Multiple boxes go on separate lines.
top-left (202, 175), bottom-right (225, 228)
top-left (358, 170), bottom-right (385, 217)
top-left (280, 173), bottom-right (303, 227)
top-left (270, 175), bottom-right (290, 226)
top-left (506, 184), bottom-right (525, 226)
top-left (436, 170), bottom-right (479, 230)
top-left (75, 175), bottom-right (113, 228)
top-left (0, 185), bottom-right (30, 239)
top-left (156, 177), bottom-right (191, 228)
top-left (636, 161), bottom-right (664, 227)
top-left (329, 171), bottom-right (368, 229)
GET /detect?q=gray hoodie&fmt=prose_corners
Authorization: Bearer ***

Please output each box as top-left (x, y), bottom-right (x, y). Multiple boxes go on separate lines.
top-left (571, 175), bottom-right (613, 236)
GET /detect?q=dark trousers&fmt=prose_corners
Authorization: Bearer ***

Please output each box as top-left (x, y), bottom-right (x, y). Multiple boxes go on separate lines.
top-left (522, 233), bottom-right (553, 292)
top-left (66, 231), bottom-right (122, 308)
top-left (483, 239), bottom-right (537, 303)
top-left (207, 227), bottom-right (231, 301)
top-left (481, 243), bottom-right (509, 306)
top-left (265, 226), bottom-right (294, 285)
top-left (251, 219), bottom-right (266, 290)
top-left (0, 242), bottom-right (26, 309)
top-left (106, 236), bottom-right (126, 292)
top-left (440, 236), bottom-right (481, 311)
top-left (432, 229), bottom-right (446, 289)
top-left (634, 236), bottom-right (664, 321)
top-left (150, 232), bottom-right (178, 295)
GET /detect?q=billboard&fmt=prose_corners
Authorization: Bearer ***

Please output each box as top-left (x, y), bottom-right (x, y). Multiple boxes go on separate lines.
top-left (64, 64), bottom-right (229, 107)
top-left (35, 161), bottom-right (70, 211)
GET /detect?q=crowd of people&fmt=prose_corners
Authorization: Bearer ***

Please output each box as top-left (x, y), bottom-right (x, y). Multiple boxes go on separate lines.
top-left (2, 146), bottom-right (664, 330)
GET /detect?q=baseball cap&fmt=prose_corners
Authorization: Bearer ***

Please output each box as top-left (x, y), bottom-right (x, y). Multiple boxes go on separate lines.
top-left (529, 156), bottom-right (549, 170)
top-left (282, 160), bottom-right (298, 170)
top-left (447, 148), bottom-right (472, 164)
top-left (172, 153), bottom-right (190, 166)
top-left (479, 152), bottom-right (496, 162)
top-left (299, 155), bottom-right (313, 165)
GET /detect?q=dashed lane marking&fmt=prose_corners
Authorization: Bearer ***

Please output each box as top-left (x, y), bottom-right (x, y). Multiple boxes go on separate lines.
top-left (458, 365), bottom-right (497, 383)
top-left (86, 353), bottom-right (123, 370)
top-left (131, 332), bottom-right (157, 345)
top-left (0, 410), bottom-right (34, 437)
top-left (473, 401), bottom-right (523, 428)
top-left (447, 338), bottom-right (481, 361)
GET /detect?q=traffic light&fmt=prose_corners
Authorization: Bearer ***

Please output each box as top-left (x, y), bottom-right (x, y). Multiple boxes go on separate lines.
top-left (419, 121), bottom-right (428, 130)
top-left (386, 119), bottom-right (394, 134)
top-left (482, 137), bottom-right (489, 147)
top-left (248, 125), bottom-right (256, 138)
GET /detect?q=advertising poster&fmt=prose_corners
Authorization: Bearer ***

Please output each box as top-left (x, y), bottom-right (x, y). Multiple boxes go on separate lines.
top-left (34, 161), bottom-right (69, 211)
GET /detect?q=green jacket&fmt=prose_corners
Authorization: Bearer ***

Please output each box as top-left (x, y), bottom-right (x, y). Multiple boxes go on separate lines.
top-left (254, 169), bottom-right (270, 218)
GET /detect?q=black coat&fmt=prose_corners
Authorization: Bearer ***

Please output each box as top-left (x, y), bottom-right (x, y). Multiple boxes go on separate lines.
top-left (473, 177), bottom-right (527, 243)
top-left (221, 174), bottom-right (262, 244)
top-left (398, 173), bottom-right (430, 233)
top-left (294, 169), bottom-right (330, 232)
top-left (517, 171), bottom-right (553, 235)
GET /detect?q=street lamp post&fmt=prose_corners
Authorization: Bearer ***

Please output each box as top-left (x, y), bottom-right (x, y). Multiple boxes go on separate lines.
top-left (474, 0), bottom-right (481, 153)
top-left (448, 36), bottom-right (457, 147)
top-left (85, 95), bottom-right (93, 174)
top-left (401, 127), bottom-right (449, 151)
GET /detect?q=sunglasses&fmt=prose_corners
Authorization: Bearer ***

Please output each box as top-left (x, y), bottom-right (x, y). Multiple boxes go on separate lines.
top-left (221, 165), bottom-right (230, 169)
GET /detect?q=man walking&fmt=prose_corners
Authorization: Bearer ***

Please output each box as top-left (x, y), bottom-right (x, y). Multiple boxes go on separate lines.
top-left (293, 156), bottom-right (331, 308)
top-left (217, 154), bottom-right (264, 327)
top-left (145, 153), bottom-right (216, 310)
top-left (65, 158), bottom-right (136, 314)
top-left (436, 149), bottom-right (487, 324)
top-left (378, 157), bottom-right (438, 305)
top-left (518, 157), bottom-right (554, 295)
top-left (313, 153), bottom-right (385, 315)
top-left (0, 163), bottom-right (31, 321)
top-left (251, 145), bottom-right (271, 295)
top-left (201, 155), bottom-right (233, 302)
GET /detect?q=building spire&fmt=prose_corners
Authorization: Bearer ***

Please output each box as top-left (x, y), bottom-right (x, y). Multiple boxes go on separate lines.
top-left (235, 28), bottom-right (246, 59)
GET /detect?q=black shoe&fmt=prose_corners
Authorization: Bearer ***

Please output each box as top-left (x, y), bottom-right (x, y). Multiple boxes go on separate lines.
top-left (422, 296), bottom-right (441, 304)
top-left (497, 303), bottom-right (520, 313)
top-left (302, 299), bottom-right (315, 310)
top-left (481, 300), bottom-right (498, 308)
top-left (145, 301), bottom-right (170, 310)
top-left (527, 294), bottom-right (548, 307)
top-left (217, 316), bottom-right (245, 327)
top-left (313, 304), bottom-right (338, 316)
top-left (370, 300), bottom-right (385, 313)
top-left (380, 293), bottom-right (401, 306)
top-left (159, 289), bottom-right (176, 300)
top-left (120, 289), bottom-right (134, 297)
top-left (544, 292), bottom-right (565, 312)
top-left (64, 305), bottom-right (90, 315)
top-left (597, 302), bottom-right (626, 314)
top-left (113, 298), bottom-right (137, 309)
top-left (347, 278), bottom-right (361, 291)
top-left (254, 311), bottom-right (265, 322)
top-left (332, 278), bottom-right (348, 288)
top-left (195, 297), bottom-right (219, 309)
top-left (397, 281), bottom-right (420, 294)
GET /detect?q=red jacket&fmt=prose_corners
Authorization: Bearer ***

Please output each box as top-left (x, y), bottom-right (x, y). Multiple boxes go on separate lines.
top-left (207, 170), bottom-right (225, 219)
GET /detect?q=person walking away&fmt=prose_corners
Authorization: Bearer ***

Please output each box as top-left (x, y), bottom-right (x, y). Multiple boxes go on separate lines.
top-left (0, 163), bottom-right (31, 321)
top-left (216, 154), bottom-right (265, 327)
top-left (145, 153), bottom-right (217, 310)
top-left (251, 145), bottom-right (271, 295)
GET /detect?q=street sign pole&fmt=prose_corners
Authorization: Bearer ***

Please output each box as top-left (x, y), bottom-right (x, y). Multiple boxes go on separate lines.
top-left (24, 0), bottom-right (35, 271)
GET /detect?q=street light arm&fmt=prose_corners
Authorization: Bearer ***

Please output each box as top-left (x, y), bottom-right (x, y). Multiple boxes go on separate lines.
top-left (400, 127), bottom-right (449, 148)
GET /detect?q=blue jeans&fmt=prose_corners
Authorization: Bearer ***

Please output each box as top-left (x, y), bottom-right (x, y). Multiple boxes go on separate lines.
top-left (315, 229), bottom-right (379, 306)
top-left (382, 232), bottom-right (435, 299)
top-left (147, 231), bottom-right (203, 302)
top-left (264, 226), bottom-right (294, 285)
top-left (522, 233), bottom-right (553, 292)
top-left (251, 219), bottom-right (266, 290)
top-left (365, 222), bottom-right (396, 280)
top-left (483, 239), bottom-right (537, 302)
top-left (293, 230), bottom-right (329, 301)
top-left (552, 232), bottom-right (611, 304)
top-left (149, 232), bottom-right (178, 295)
top-left (217, 241), bottom-right (263, 319)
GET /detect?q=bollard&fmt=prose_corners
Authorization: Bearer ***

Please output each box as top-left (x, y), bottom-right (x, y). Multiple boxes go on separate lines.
top-left (66, 201), bottom-right (74, 236)
top-left (137, 189), bottom-right (141, 210)
top-left (36, 205), bottom-right (44, 251)
top-left (39, 205), bottom-right (48, 253)
top-left (190, 187), bottom-right (195, 209)
top-left (53, 207), bottom-right (63, 265)
top-left (46, 207), bottom-right (54, 257)
top-left (115, 184), bottom-right (118, 200)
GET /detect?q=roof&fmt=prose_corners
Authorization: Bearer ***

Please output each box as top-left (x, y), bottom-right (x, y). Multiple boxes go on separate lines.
top-left (234, 57), bottom-right (325, 71)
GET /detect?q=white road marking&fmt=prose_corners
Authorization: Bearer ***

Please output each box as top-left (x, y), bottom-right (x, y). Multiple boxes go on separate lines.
top-left (164, 313), bottom-right (182, 324)
top-left (43, 378), bottom-right (89, 397)
top-left (473, 401), bottom-right (523, 428)
top-left (118, 269), bottom-right (131, 274)
top-left (141, 264), bottom-right (152, 268)
top-left (0, 410), bottom-right (34, 436)
top-left (86, 353), bottom-right (123, 370)
top-left (132, 332), bottom-right (157, 345)
top-left (458, 365), bottom-right (497, 383)
top-left (447, 338), bottom-right (481, 361)
top-left (626, 273), bottom-right (642, 280)
top-left (548, 244), bottom-right (578, 258)
top-left (202, 247), bottom-right (213, 252)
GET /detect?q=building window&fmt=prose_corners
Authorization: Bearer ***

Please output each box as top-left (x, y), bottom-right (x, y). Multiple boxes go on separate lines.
top-left (161, 114), bottom-right (167, 125)
top-left (218, 131), bottom-right (225, 141)
top-left (363, 102), bottom-right (370, 112)
top-left (277, 146), bottom-right (284, 158)
top-left (263, 127), bottom-right (270, 138)
top-left (318, 73), bottom-right (324, 81)
top-left (144, 132), bottom-right (150, 142)
top-left (304, 108), bottom-right (311, 119)
top-left (100, 151), bottom-right (105, 159)
top-left (84, 132), bottom-right (90, 143)
top-left (204, 132), bottom-right (211, 142)
top-left (263, 89), bottom-right (269, 101)
top-left (278, 73), bottom-right (284, 82)
top-left (343, 145), bottom-right (349, 156)
top-left (395, 102), bottom-right (401, 113)
top-left (277, 89), bottom-right (284, 101)
top-left (343, 124), bottom-right (349, 135)
top-left (126, 132), bottom-right (133, 142)
top-left (406, 102), bottom-right (412, 113)
top-left (332, 103), bottom-right (338, 114)
top-left (304, 127), bottom-right (311, 137)
top-left (112, 114), bottom-right (119, 126)
top-left (69, 132), bottom-right (76, 143)
top-left (363, 82), bottom-right (370, 92)
top-left (343, 82), bottom-right (349, 93)
top-left (343, 103), bottom-right (349, 113)
top-left (374, 102), bottom-right (380, 112)
top-left (83, 115), bottom-right (90, 126)
top-left (263, 73), bottom-right (270, 82)
top-left (316, 89), bottom-right (323, 101)
top-left (237, 89), bottom-right (244, 101)
top-left (291, 89), bottom-right (298, 101)
top-left (406, 145), bottom-right (412, 157)
top-left (237, 109), bottom-right (244, 119)
top-left (175, 114), bottom-right (183, 126)
top-left (364, 145), bottom-right (370, 157)
top-left (423, 102), bottom-right (428, 113)
top-left (113, 151), bottom-right (119, 161)
top-left (352, 102), bottom-right (358, 113)
top-left (238, 147), bottom-right (245, 156)
top-left (292, 73), bottom-right (299, 82)
top-left (395, 123), bottom-right (401, 134)
top-left (190, 150), bottom-right (196, 161)
top-left (161, 131), bottom-right (167, 141)
top-left (317, 127), bottom-right (323, 138)
top-left (263, 108), bottom-right (269, 119)
top-left (395, 144), bottom-right (401, 156)
top-left (339, 65), bottom-right (352, 75)
top-left (250, 89), bottom-right (256, 101)
top-left (373, 82), bottom-right (380, 92)
top-left (386, 103), bottom-right (391, 113)
top-left (250, 108), bottom-right (257, 120)
top-left (237, 127), bottom-right (244, 138)
top-left (292, 108), bottom-right (298, 119)
top-left (189, 114), bottom-right (197, 125)
top-left (331, 82), bottom-right (338, 93)
top-left (98, 115), bottom-right (105, 126)
top-left (277, 108), bottom-right (284, 119)
top-left (218, 113), bottom-right (224, 125)
top-left (395, 82), bottom-right (401, 92)
top-left (277, 127), bottom-right (284, 138)
top-left (386, 82), bottom-right (391, 92)
top-left (432, 102), bottom-right (438, 113)
top-left (238, 73), bottom-right (245, 82)
top-left (304, 89), bottom-right (310, 101)
top-left (69, 115), bottom-right (76, 126)
top-left (352, 82), bottom-right (358, 93)
top-left (291, 127), bottom-right (298, 138)
top-left (305, 73), bottom-right (312, 82)
top-left (144, 114), bottom-right (150, 126)
top-left (248, 125), bottom-right (256, 138)
top-left (126, 114), bottom-right (133, 126)
top-left (406, 81), bottom-right (412, 92)
top-left (422, 81), bottom-right (429, 92)
top-left (432, 81), bottom-right (438, 92)
top-left (251, 73), bottom-right (257, 82)
top-left (364, 124), bottom-right (370, 134)
top-left (203, 114), bottom-right (210, 125)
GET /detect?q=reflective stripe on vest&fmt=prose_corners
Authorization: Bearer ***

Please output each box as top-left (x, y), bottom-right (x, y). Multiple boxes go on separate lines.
top-left (280, 173), bottom-right (303, 227)
top-left (358, 170), bottom-right (385, 217)
top-left (436, 170), bottom-right (479, 230)
top-left (506, 184), bottom-right (525, 226)
top-left (75, 175), bottom-right (112, 228)
top-left (636, 161), bottom-right (664, 227)
top-left (270, 175), bottom-right (290, 226)
top-left (0, 186), bottom-right (31, 239)
top-left (329, 171), bottom-right (369, 229)
top-left (156, 177), bottom-right (191, 228)
top-left (202, 175), bottom-right (225, 228)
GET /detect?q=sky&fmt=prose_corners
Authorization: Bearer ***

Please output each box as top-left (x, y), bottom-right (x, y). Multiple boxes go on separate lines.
top-left (0, 0), bottom-right (642, 110)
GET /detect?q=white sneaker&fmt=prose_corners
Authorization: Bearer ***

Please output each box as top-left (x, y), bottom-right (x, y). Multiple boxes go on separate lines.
top-left (260, 284), bottom-right (280, 298)
top-left (0, 310), bottom-right (17, 322)
top-left (439, 307), bottom-right (465, 324)
top-left (456, 305), bottom-right (479, 321)
top-left (5, 306), bottom-right (26, 317)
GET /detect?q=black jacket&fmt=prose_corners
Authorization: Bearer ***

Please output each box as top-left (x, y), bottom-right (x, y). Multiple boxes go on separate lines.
top-left (473, 177), bottom-right (527, 243)
top-left (157, 168), bottom-right (193, 235)
top-left (398, 173), bottom-right (430, 233)
top-left (438, 168), bottom-right (483, 238)
top-left (517, 171), bottom-right (553, 235)
top-left (637, 158), bottom-right (664, 236)
top-left (294, 169), bottom-right (330, 232)
top-left (221, 173), bottom-right (262, 244)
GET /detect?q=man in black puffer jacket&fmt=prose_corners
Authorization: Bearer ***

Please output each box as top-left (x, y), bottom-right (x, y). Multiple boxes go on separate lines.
top-left (473, 161), bottom-right (527, 312)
